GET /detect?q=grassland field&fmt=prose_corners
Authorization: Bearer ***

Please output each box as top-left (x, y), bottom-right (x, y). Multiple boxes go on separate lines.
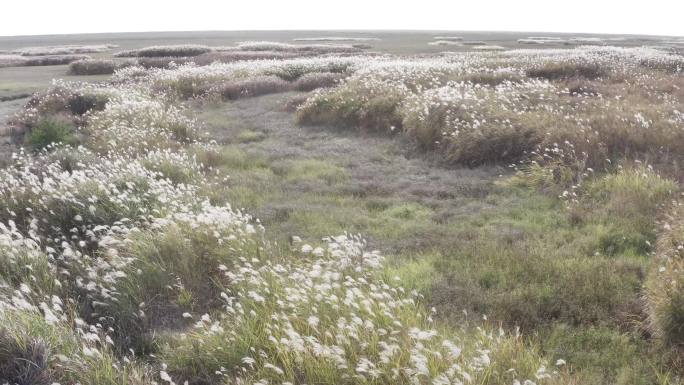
top-left (0, 31), bottom-right (683, 385)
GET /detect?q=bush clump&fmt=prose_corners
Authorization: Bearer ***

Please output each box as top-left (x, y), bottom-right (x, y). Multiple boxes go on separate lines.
top-left (526, 62), bottom-right (607, 80)
top-left (213, 76), bottom-right (292, 100)
top-left (115, 45), bottom-right (212, 58)
top-left (293, 71), bottom-right (344, 91)
top-left (66, 93), bottom-right (109, 115)
top-left (193, 51), bottom-right (304, 65)
top-left (297, 80), bottom-right (405, 131)
top-left (25, 118), bottom-right (78, 150)
top-left (581, 167), bottom-right (677, 256)
top-left (68, 59), bottom-right (121, 75)
top-left (646, 203), bottom-right (684, 350)
top-left (23, 54), bottom-right (90, 66)
top-left (135, 57), bottom-right (193, 69)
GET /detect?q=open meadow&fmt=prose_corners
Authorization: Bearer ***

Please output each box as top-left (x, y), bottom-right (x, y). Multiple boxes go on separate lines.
top-left (0, 31), bottom-right (683, 385)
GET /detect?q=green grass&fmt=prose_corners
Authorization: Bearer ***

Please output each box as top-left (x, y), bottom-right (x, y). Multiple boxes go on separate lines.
top-left (25, 117), bottom-right (78, 150)
top-left (539, 324), bottom-right (680, 385)
top-left (280, 158), bottom-right (350, 185)
top-left (198, 142), bottom-right (679, 384)
top-left (236, 129), bottom-right (267, 143)
top-left (2, 36), bottom-right (682, 382)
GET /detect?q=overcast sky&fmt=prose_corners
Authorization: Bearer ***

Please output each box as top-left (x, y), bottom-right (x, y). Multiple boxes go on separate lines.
top-left (2, 0), bottom-right (682, 37)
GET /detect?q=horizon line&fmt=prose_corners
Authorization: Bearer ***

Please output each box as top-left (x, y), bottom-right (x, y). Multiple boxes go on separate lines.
top-left (1, 29), bottom-right (681, 39)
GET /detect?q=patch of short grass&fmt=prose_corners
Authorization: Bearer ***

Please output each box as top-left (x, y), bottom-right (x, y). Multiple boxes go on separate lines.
top-left (236, 129), bottom-right (267, 143)
top-left (424, 187), bottom-right (647, 330)
top-left (195, 145), bottom-right (270, 171)
top-left (383, 252), bottom-right (439, 297)
top-left (280, 158), bottom-right (350, 185)
top-left (538, 324), bottom-right (678, 385)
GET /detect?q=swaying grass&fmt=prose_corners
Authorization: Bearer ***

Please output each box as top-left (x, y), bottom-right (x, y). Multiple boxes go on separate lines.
top-left (0, 53), bottom-right (572, 385)
top-left (646, 202), bottom-right (684, 352)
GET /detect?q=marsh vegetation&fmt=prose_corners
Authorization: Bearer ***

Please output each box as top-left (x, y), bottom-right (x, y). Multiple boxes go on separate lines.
top-left (0, 33), bottom-right (683, 385)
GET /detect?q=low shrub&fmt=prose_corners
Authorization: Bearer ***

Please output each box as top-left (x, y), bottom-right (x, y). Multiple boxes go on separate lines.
top-left (432, 232), bottom-right (645, 330)
top-left (293, 71), bottom-right (344, 91)
top-left (526, 62), bottom-right (607, 80)
top-left (429, 40), bottom-right (462, 46)
top-left (86, 97), bottom-right (198, 151)
top-left (283, 93), bottom-right (311, 111)
top-left (23, 55), bottom-right (90, 66)
top-left (25, 118), bottom-right (78, 150)
top-left (193, 51), bottom-right (304, 65)
top-left (297, 80), bottom-right (405, 131)
top-left (236, 41), bottom-right (361, 54)
top-left (213, 76), bottom-right (292, 100)
top-left (0, 312), bottom-right (78, 385)
top-left (443, 123), bottom-right (541, 166)
top-left (66, 93), bottom-right (109, 115)
top-left (581, 167), bottom-right (677, 256)
top-left (640, 56), bottom-right (684, 73)
top-left (99, 215), bottom-right (261, 353)
top-left (11, 44), bottom-right (116, 56)
top-left (646, 203), bottom-right (684, 350)
top-left (0, 310), bottom-right (154, 385)
top-left (115, 45), bottom-right (212, 58)
top-left (68, 59), bottom-right (120, 75)
top-left (458, 71), bottom-right (524, 86)
top-left (135, 57), bottom-right (193, 69)
top-left (0, 54), bottom-right (29, 68)
top-left (158, 235), bottom-right (560, 385)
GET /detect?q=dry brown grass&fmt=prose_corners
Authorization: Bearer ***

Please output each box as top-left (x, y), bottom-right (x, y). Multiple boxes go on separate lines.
top-left (526, 62), bottom-right (606, 80)
top-left (212, 76), bottom-right (293, 100)
top-left (293, 72), bottom-right (345, 91)
top-left (115, 45), bottom-right (212, 58)
top-left (1, 54), bottom-right (90, 68)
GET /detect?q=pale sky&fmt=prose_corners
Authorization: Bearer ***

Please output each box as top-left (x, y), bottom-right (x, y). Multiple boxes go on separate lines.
top-left (2, 0), bottom-right (682, 37)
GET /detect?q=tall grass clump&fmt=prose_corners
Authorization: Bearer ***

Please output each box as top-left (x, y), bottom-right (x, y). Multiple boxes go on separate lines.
top-left (297, 77), bottom-right (406, 131)
top-left (11, 82), bottom-right (112, 134)
top-left (11, 44), bottom-right (116, 56)
top-left (193, 51), bottom-right (305, 65)
top-left (68, 59), bottom-right (124, 75)
top-left (23, 54), bottom-right (90, 66)
top-left (0, 310), bottom-right (154, 385)
top-left (211, 76), bottom-right (292, 100)
top-left (293, 71), bottom-right (344, 91)
top-left (130, 57), bottom-right (354, 99)
top-left (135, 57), bottom-right (193, 69)
top-left (24, 117), bottom-right (78, 150)
top-left (579, 166), bottom-right (677, 256)
top-left (115, 45), bottom-right (212, 57)
top-left (159, 235), bottom-right (562, 385)
top-left (236, 41), bottom-right (362, 54)
top-left (526, 61), bottom-right (607, 80)
top-left (646, 202), bottom-right (684, 351)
